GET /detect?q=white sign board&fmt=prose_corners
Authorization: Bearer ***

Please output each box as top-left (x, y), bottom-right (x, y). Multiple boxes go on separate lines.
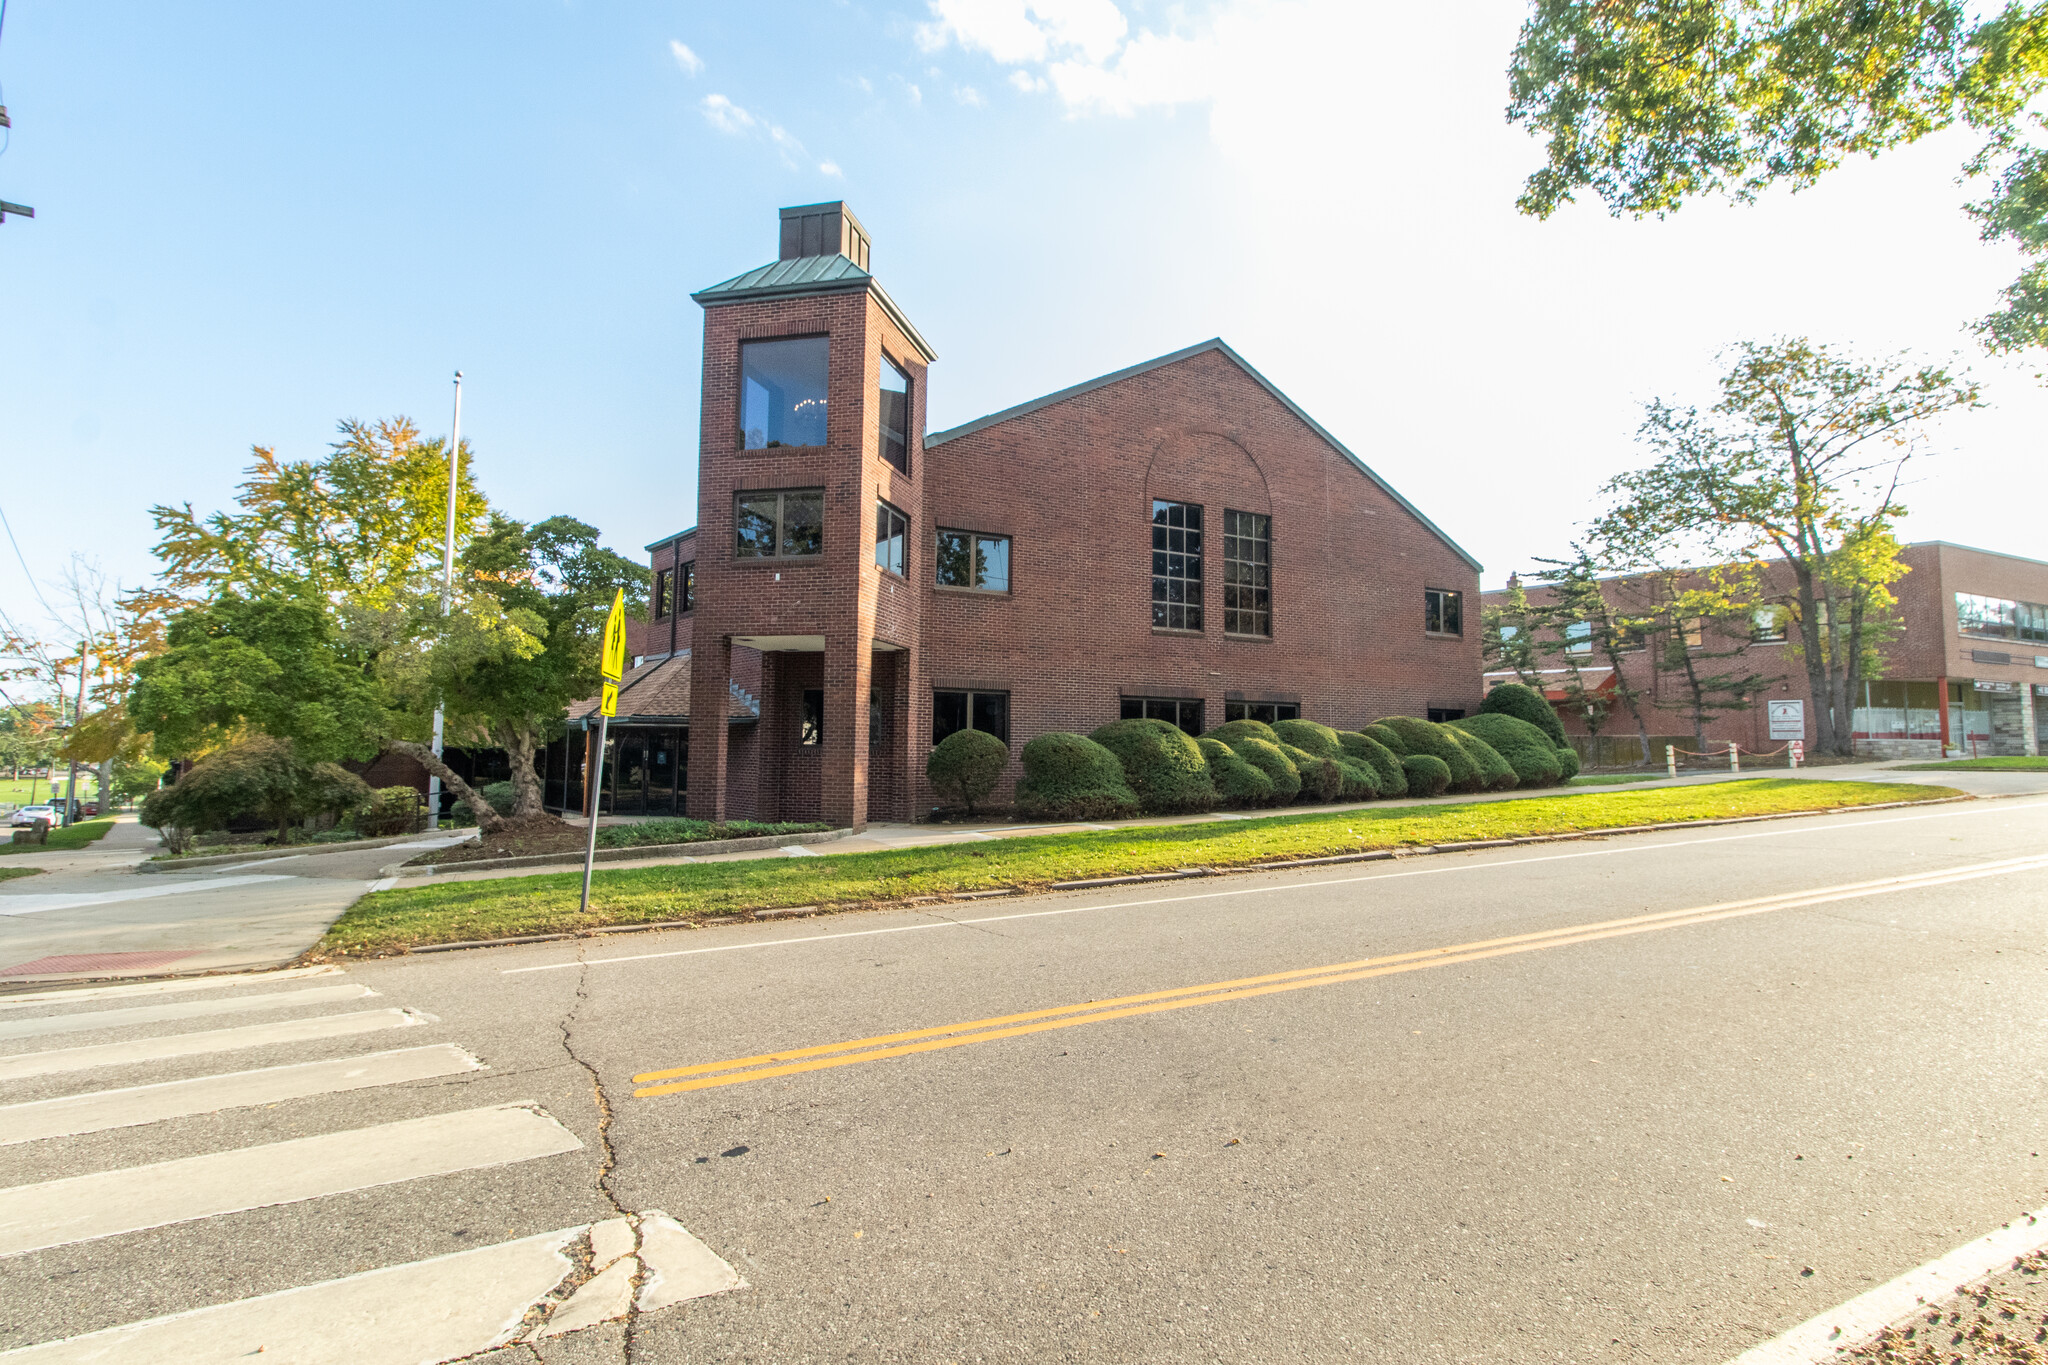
top-left (1767, 699), bottom-right (1806, 740)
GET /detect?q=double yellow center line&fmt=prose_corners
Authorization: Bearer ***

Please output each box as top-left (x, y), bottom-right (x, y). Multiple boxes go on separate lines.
top-left (631, 853), bottom-right (2048, 1099)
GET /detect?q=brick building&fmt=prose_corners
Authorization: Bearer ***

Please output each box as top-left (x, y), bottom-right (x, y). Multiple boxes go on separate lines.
top-left (553, 202), bottom-right (1483, 826)
top-left (1480, 541), bottom-right (2048, 762)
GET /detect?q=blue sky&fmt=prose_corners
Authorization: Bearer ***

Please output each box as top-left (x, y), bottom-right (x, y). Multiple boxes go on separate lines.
top-left (1, 0), bottom-right (2041, 644)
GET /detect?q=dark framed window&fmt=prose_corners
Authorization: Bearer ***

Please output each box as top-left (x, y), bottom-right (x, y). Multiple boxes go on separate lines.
top-left (1424, 587), bottom-right (1463, 637)
top-left (1224, 701), bottom-right (1299, 724)
top-left (874, 501), bottom-right (908, 577)
top-left (1426, 707), bottom-right (1466, 723)
top-left (740, 337), bottom-right (829, 449)
top-left (1151, 500), bottom-right (1203, 631)
top-left (1957, 592), bottom-right (2048, 644)
top-left (879, 354), bottom-right (911, 474)
top-left (679, 561), bottom-right (695, 613)
top-left (1221, 510), bottom-right (1271, 637)
top-left (933, 689), bottom-right (1009, 746)
top-left (735, 489), bottom-right (824, 559)
top-left (653, 568), bottom-right (674, 620)
top-left (1564, 621), bottom-right (1593, 655)
top-left (935, 529), bottom-right (1010, 592)
top-left (800, 689), bottom-right (824, 746)
top-left (1750, 604), bottom-right (1784, 642)
top-left (1120, 695), bottom-right (1203, 735)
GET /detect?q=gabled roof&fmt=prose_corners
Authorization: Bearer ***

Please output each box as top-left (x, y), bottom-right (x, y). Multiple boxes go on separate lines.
top-left (691, 255), bottom-right (938, 364)
top-left (924, 338), bottom-right (1480, 572)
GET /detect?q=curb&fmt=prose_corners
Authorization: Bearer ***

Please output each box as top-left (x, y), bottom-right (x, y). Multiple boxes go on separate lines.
top-left (360, 792), bottom-right (1977, 961)
top-left (397, 827), bottom-right (851, 876)
top-left (139, 830), bottom-right (476, 872)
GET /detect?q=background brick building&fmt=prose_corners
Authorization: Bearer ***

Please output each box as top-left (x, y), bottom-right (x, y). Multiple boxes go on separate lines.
top-left (1482, 541), bottom-right (2048, 763)
top-left (557, 202), bottom-right (1484, 826)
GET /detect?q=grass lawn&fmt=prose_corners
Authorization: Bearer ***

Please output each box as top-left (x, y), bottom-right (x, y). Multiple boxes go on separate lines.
top-left (321, 779), bottom-right (1959, 957)
top-left (0, 866), bottom-right (44, 881)
top-left (1886, 756), bottom-right (2048, 772)
top-left (0, 819), bottom-right (116, 856)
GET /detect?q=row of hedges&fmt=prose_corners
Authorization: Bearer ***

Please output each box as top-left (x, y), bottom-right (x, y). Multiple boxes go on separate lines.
top-left (927, 686), bottom-right (1583, 822)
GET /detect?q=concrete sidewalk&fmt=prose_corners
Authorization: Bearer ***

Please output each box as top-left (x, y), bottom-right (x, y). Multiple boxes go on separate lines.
top-left (399, 759), bottom-right (2044, 889)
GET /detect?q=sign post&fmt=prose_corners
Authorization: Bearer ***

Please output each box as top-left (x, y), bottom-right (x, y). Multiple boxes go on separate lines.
top-left (580, 590), bottom-right (629, 915)
top-left (1767, 699), bottom-right (1806, 741)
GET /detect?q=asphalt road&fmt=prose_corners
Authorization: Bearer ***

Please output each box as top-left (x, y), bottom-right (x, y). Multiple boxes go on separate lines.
top-left (3, 792), bottom-right (2046, 1362)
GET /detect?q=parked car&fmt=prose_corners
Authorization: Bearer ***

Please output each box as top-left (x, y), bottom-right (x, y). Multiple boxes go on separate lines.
top-left (78, 801), bottom-right (99, 817)
top-left (10, 805), bottom-right (57, 827)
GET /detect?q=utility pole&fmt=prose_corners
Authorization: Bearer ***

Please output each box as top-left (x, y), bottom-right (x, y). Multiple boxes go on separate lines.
top-left (61, 643), bottom-right (85, 828)
top-left (427, 371), bottom-right (463, 827)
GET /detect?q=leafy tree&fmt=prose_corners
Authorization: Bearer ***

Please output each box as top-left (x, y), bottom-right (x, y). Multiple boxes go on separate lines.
top-left (1481, 574), bottom-right (1544, 684)
top-left (1506, 1), bottom-right (2048, 348)
top-left (1642, 565), bottom-right (1784, 751)
top-left (374, 514), bottom-right (647, 823)
top-left (147, 418), bottom-right (487, 611)
top-left (1590, 338), bottom-right (1974, 755)
top-left (1530, 550), bottom-right (1655, 759)
top-left (129, 594), bottom-right (388, 764)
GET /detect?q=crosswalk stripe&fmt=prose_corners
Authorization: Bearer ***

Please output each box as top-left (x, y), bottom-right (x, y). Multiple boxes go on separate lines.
top-left (0, 1225), bottom-right (584, 1362)
top-left (0, 966), bottom-right (342, 1011)
top-left (0, 1045), bottom-right (484, 1146)
top-left (0, 1101), bottom-right (583, 1257)
top-left (0, 1210), bottom-right (745, 1362)
top-left (0, 1008), bottom-right (434, 1082)
top-left (0, 984), bottom-right (374, 1042)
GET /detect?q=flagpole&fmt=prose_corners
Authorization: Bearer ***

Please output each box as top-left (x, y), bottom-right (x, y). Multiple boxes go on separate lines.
top-left (428, 371), bottom-right (462, 826)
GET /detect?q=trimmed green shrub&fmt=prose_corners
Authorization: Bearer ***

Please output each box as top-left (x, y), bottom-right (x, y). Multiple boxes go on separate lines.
top-left (1449, 728), bottom-right (1518, 791)
top-left (1224, 735), bottom-right (1301, 804)
top-left (1196, 737), bottom-right (1275, 807)
top-left (1554, 746), bottom-right (1582, 780)
top-left (1401, 753), bottom-right (1452, 797)
top-left (1336, 730), bottom-right (1407, 798)
top-left (1450, 713), bottom-right (1564, 787)
top-left (1013, 733), bottom-right (1140, 822)
top-left (927, 727), bottom-right (1010, 815)
top-left (141, 736), bottom-right (375, 842)
top-left (357, 786), bottom-right (425, 837)
top-left (1479, 681), bottom-right (1569, 748)
top-left (1088, 719), bottom-right (1219, 814)
top-left (1280, 741), bottom-right (1342, 802)
top-left (1373, 716), bottom-right (1483, 792)
top-left (1271, 718), bottom-right (1340, 758)
top-left (1203, 718), bottom-right (1282, 748)
top-left (1362, 722), bottom-right (1408, 756)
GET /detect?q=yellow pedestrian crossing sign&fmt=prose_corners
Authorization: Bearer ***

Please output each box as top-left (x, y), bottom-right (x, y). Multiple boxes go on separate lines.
top-left (601, 588), bottom-right (628, 682)
top-left (600, 680), bottom-right (619, 718)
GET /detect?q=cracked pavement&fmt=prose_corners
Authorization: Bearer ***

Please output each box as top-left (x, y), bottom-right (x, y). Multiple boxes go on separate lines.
top-left (5, 793), bottom-right (2047, 1362)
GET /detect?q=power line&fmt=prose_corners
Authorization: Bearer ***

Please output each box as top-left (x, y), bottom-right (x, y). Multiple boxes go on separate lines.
top-left (0, 501), bottom-right (58, 624)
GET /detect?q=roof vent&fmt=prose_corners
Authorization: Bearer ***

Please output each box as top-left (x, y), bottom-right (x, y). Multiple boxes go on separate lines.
top-left (778, 201), bottom-right (870, 270)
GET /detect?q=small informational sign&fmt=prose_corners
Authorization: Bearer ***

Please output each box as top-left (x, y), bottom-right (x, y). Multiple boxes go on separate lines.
top-left (1973, 679), bottom-right (2015, 693)
top-left (600, 588), bottom-right (628, 682)
top-left (1788, 740), bottom-right (1805, 767)
top-left (1767, 699), bottom-right (1806, 740)
top-left (600, 680), bottom-right (619, 718)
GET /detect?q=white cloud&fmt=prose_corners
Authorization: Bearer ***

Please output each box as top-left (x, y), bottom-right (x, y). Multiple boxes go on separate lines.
top-left (700, 93), bottom-right (757, 135)
top-left (905, 81), bottom-right (923, 106)
top-left (917, 0), bottom-right (1128, 65)
top-left (1007, 69), bottom-right (1046, 93)
top-left (668, 40), bottom-right (705, 76)
top-left (818, 160), bottom-right (844, 178)
top-left (955, 84), bottom-right (986, 106)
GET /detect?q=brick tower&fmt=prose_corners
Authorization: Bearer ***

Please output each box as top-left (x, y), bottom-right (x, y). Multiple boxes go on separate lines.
top-left (686, 203), bottom-right (936, 830)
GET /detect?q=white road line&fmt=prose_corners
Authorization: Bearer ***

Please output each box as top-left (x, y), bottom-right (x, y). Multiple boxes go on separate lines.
top-left (0, 1044), bottom-right (483, 1146)
top-left (506, 796), bottom-right (2048, 975)
top-left (0, 984), bottom-right (375, 1041)
top-left (1725, 1204), bottom-right (2048, 1364)
top-left (0, 1008), bottom-right (435, 1081)
top-left (0, 965), bottom-right (342, 1010)
top-left (0, 1101), bottom-right (582, 1257)
top-left (0, 1208), bottom-right (744, 1363)
top-left (0, 1225), bottom-right (584, 1363)
top-left (0, 875), bottom-right (297, 917)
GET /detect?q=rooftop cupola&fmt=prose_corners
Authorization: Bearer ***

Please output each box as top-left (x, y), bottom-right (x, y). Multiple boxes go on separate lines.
top-left (779, 201), bottom-right (870, 268)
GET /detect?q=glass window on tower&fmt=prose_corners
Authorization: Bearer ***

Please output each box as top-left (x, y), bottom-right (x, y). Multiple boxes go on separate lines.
top-left (740, 337), bottom-right (829, 449)
top-left (879, 354), bottom-right (911, 473)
